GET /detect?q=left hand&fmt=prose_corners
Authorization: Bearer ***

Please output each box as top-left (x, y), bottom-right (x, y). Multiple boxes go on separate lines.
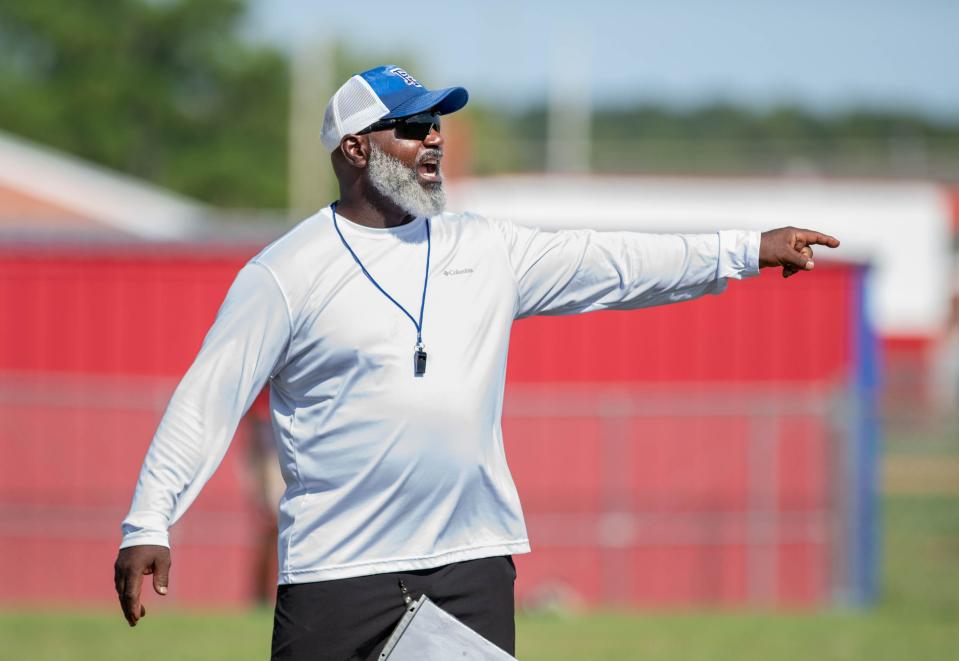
top-left (759, 227), bottom-right (840, 278)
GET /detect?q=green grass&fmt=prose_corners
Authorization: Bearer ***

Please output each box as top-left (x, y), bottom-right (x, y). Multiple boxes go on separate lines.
top-left (3, 427), bottom-right (958, 660)
top-left (0, 609), bottom-right (273, 661)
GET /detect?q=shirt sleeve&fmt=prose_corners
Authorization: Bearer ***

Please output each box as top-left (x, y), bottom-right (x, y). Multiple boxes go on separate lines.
top-left (119, 261), bottom-right (292, 549)
top-left (490, 219), bottom-right (760, 319)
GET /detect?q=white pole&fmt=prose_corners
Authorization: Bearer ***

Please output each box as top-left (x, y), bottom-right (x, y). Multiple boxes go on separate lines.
top-left (288, 39), bottom-right (333, 222)
top-left (546, 24), bottom-right (592, 174)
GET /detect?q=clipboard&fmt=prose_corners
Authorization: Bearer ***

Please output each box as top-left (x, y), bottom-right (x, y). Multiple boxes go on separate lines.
top-left (378, 595), bottom-right (519, 660)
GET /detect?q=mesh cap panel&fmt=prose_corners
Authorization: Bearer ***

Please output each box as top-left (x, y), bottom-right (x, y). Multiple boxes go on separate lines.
top-left (320, 76), bottom-right (389, 152)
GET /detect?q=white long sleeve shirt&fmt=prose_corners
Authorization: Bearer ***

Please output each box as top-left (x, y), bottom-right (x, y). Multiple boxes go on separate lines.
top-left (120, 206), bottom-right (760, 584)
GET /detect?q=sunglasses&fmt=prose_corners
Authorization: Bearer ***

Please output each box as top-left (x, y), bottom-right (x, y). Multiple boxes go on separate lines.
top-left (357, 112), bottom-right (441, 141)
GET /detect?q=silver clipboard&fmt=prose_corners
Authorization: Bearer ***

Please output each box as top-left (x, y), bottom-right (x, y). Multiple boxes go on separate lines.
top-left (379, 595), bottom-right (518, 660)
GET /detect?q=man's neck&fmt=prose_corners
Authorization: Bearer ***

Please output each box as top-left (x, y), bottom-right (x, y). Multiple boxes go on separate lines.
top-left (334, 193), bottom-right (414, 229)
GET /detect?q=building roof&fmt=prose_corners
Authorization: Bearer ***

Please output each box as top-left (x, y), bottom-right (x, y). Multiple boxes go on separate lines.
top-left (449, 174), bottom-right (954, 337)
top-left (0, 129), bottom-right (210, 240)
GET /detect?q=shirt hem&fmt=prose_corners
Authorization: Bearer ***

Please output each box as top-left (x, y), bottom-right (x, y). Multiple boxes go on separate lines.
top-left (277, 540), bottom-right (532, 584)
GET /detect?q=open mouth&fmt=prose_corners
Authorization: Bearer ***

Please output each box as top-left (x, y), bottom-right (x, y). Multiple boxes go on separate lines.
top-left (417, 156), bottom-right (443, 184)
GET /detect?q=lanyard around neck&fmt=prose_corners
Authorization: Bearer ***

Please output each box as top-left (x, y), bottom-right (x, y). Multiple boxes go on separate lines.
top-left (331, 202), bottom-right (432, 350)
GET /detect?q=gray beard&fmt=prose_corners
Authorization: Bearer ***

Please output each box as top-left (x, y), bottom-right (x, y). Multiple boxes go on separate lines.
top-left (367, 144), bottom-right (446, 218)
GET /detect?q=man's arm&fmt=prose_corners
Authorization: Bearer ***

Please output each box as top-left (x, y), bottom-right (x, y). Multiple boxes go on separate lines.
top-left (114, 261), bottom-right (291, 626)
top-left (492, 220), bottom-right (839, 319)
top-left (492, 220), bottom-right (758, 318)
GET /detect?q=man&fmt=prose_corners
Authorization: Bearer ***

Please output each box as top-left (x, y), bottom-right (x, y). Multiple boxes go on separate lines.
top-left (114, 65), bottom-right (839, 660)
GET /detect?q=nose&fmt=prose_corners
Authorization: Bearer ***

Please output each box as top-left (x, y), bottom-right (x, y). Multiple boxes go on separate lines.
top-left (423, 125), bottom-right (443, 148)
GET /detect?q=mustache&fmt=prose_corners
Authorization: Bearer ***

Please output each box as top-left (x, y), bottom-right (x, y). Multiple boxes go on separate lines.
top-left (415, 149), bottom-right (443, 166)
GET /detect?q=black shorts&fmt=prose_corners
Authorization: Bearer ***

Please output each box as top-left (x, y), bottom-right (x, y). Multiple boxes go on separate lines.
top-left (271, 555), bottom-right (516, 660)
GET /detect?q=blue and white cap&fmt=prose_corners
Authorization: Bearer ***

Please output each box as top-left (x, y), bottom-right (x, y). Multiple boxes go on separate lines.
top-left (320, 65), bottom-right (469, 152)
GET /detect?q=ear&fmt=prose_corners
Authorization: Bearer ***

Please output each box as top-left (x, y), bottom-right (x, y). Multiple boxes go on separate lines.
top-left (339, 134), bottom-right (369, 168)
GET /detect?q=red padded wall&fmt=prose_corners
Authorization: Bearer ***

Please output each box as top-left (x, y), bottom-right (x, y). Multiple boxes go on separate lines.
top-left (0, 243), bottom-right (859, 608)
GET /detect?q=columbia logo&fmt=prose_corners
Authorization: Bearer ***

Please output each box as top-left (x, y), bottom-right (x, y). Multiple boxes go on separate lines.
top-left (443, 268), bottom-right (474, 277)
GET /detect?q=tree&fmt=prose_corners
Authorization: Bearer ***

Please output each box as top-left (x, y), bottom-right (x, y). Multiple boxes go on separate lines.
top-left (0, 0), bottom-right (288, 208)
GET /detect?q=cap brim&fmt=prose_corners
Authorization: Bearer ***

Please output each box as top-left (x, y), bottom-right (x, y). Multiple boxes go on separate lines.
top-left (381, 86), bottom-right (469, 120)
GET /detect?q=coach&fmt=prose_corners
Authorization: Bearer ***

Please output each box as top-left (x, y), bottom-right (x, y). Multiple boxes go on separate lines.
top-left (114, 65), bottom-right (839, 660)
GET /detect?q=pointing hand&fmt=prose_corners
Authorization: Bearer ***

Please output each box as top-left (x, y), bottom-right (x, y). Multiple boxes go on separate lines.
top-left (759, 227), bottom-right (840, 278)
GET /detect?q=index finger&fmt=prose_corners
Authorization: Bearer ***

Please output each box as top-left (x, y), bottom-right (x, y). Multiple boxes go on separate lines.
top-left (120, 569), bottom-right (144, 626)
top-left (795, 229), bottom-right (840, 248)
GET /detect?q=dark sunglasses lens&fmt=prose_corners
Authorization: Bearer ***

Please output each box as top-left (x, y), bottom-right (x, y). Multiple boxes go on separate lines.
top-left (395, 114), bottom-right (439, 140)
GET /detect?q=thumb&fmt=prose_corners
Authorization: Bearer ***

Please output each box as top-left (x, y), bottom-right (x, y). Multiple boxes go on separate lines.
top-left (785, 245), bottom-right (814, 276)
top-left (785, 247), bottom-right (813, 271)
top-left (153, 555), bottom-right (171, 596)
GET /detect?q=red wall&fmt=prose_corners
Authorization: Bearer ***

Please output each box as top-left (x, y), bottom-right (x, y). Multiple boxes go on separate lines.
top-left (0, 243), bottom-right (862, 608)
top-left (507, 265), bottom-right (852, 384)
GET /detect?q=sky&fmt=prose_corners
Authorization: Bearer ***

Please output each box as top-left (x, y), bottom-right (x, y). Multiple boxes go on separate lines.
top-left (247, 0), bottom-right (959, 120)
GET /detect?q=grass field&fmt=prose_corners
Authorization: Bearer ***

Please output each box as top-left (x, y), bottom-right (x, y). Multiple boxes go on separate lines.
top-left (3, 426), bottom-right (957, 660)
